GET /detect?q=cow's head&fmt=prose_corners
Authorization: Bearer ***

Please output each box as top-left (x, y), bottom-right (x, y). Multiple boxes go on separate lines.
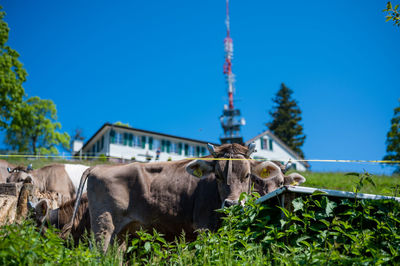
top-left (34, 199), bottom-right (51, 226)
top-left (251, 161), bottom-right (306, 195)
top-left (186, 143), bottom-right (257, 208)
top-left (6, 164), bottom-right (34, 184)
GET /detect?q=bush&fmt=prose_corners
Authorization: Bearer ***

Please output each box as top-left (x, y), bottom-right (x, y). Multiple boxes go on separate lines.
top-left (98, 154), bottom-right (108, 162)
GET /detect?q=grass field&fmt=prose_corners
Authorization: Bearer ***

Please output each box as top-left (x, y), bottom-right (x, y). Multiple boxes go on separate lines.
top-left (302, 171), bottom-right (400, 196)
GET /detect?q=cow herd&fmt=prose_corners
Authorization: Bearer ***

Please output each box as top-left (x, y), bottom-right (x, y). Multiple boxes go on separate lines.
top-left (0, 143), bottom-right (306, 252)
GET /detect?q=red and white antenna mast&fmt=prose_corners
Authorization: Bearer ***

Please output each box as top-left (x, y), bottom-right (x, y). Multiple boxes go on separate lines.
top-left (223, 0), bottom-right (234, 109)
top-left (220, 0), bottom-right (245, 144)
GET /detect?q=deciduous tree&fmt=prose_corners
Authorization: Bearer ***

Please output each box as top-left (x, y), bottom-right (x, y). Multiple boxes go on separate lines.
top-left (266, 83), bottom-right (306, 158)
top-left (0, 6), bottom-right (26, 129)
top-left (383, 100), bottom-right (400, 174)
top-left (5, 96), bottom-right (70, 155)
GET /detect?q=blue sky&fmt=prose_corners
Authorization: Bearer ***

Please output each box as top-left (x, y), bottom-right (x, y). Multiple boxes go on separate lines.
top-left (2, 0), bottom-right (399, 174)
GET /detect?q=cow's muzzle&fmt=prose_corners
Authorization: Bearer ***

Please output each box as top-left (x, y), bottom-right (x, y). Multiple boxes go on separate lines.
top-left (222, 199), bottom-right (239, 208)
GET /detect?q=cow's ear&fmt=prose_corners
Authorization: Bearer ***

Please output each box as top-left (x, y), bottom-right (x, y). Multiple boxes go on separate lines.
top-left (35, 199), bottom-right (49, 224)
top-left (186, 160), bottom-right (214, 178)
top-left (252, 161), bottom-right (281, 179)
top-left (285, 173), bottom-right (306, 186)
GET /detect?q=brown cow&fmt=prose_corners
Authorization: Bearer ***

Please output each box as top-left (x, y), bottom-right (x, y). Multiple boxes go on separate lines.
top-left (0, 159), bottom-right (15, 183)
top-left (7, 164), bottom-right (89, 202)
top-left (65, 143), bottom-right (289, 251)
top-left (34, 194), bottom-right (90, 244)
top-left (35, 163), bottom-right (304, 244)
top-left (251, 161), bottom-right (306, 195)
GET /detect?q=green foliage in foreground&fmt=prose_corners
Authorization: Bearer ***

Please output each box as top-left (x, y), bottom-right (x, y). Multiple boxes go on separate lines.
top-left (1, 173), bottom-right (400, 265)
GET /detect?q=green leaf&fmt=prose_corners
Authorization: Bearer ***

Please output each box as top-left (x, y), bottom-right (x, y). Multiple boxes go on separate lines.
top-left (311, 190), bottom-right (327, 196)
top-left (144, 242), bottom-right (151, 252)
top-left (345, 172), bottom-right (360, 177)
top-left (292, 198), bottom-right (304, 212)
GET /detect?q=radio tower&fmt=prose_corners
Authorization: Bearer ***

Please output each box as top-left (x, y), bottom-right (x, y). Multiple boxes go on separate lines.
top-left (220, 0), bottom-right (245, 144)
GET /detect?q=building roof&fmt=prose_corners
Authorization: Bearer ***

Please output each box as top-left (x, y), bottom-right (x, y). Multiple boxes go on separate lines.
top-left (81, 123), bottom-right (219, 151)
top-left (245, 129), bottom-right (310, 168)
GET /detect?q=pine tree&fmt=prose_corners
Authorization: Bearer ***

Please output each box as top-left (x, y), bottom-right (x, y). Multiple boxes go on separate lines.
top-left (266, 83), bottom-right (306, 158)
top-left (383, 100), bottom-right (400, 174)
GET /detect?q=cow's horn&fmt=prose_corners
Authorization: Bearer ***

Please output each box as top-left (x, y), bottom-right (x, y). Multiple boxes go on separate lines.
top-left (7, 167), bottom-right (12, 173)
top-left (246, 142), bottom-right (256, 157)
top-left (207, 143), bottom-right (217, 157)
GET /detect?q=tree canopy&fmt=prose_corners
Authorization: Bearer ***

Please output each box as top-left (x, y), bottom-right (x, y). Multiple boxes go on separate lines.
top-left (383, 100), bottom-right (400, 174)
top-left (384, 1), bottom-right (400, 26)
top-left (0, 6), bottom-right (70, 155)
top-left (0, 6), bottom-right (26, 128)
top-left (5, 96), bottom-right (70, 155)
top-left (266, 83), bottom-right (306, 158)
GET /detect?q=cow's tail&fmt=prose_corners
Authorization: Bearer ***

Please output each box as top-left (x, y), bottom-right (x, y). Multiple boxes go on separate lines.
top-left (60, 167), bottom-right (91, 239)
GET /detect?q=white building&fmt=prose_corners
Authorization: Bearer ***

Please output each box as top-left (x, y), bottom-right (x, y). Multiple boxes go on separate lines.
top-left (75, 123), bottom-right (309, 171)
top-left (245, 130), bottom-right (309, 171)
top-left (74, 123), bottom-right (217, 162)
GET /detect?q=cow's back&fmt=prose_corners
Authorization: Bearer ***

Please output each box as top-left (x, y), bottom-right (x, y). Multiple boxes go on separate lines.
top-left (35, 164), bottom-right (77, 201)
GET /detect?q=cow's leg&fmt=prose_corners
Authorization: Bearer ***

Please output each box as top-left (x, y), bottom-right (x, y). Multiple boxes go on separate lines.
top-left (91, 211), bottom-right (115, 252)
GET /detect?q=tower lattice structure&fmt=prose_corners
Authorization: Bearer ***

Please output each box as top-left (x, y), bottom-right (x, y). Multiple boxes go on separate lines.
top-left (219, 0), bottom-right (245, 144)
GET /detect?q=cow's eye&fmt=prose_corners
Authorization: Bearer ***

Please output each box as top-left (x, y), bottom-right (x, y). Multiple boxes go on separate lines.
top-left (280, 181), bottom-right (284, 186)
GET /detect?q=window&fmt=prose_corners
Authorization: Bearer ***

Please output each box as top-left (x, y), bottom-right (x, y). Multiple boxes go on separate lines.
top-left (100, 135), bottom-right (104, 150)
top-left (188, 145), bottom-right (195, 157)
top-left (148, 137), bottom-right (153, 150)
top-left (171, 142), bottom-right (178, 154)
top-left (261, 137), bottom-right (273, 151)
top-left (110, 130), bottom-right (115, 144)
top-left (115, 132), bottom-right (123, 144)
top-left (201, 147), bottom-right (207, 156)
top-left (134, 135), bottom-right (141, 147)
top-left (195, 146), bottom-right (200, 157)
top-left (153, 139), bottom-right (161, 150)
top-left (160, 140), bottom-right (171, 153)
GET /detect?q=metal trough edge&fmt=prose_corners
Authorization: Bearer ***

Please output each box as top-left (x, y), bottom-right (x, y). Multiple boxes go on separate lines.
top-left (256, 186), bottom-right (400, 204)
